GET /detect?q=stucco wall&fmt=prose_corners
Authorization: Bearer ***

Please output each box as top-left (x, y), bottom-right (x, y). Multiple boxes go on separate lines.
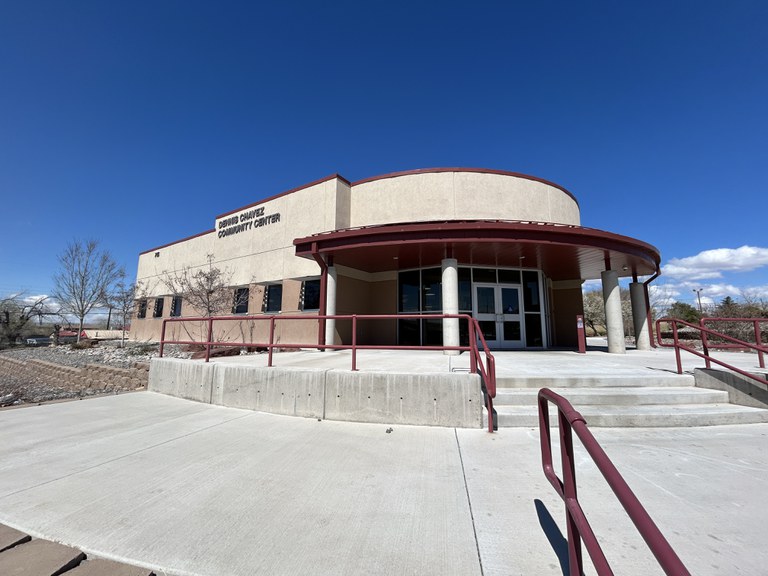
top-left (549, 280), bottom-right (584, 348)
top-left (350, 171), bottom-right (580, 228)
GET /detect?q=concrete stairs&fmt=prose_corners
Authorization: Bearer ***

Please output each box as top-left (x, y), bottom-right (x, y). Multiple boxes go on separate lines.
top-left (486, 373), bottom-right (768, 428)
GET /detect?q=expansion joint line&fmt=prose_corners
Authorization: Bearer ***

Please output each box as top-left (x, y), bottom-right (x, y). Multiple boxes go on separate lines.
top-left (455, 428), bottom-right (485, 576)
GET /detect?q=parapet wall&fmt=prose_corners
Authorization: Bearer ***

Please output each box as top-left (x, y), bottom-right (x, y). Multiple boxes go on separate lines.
top-left (149, 358), bottom-right (484, 428)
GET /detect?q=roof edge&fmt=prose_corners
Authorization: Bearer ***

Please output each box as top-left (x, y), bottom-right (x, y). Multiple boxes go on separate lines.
top-left (139, 229), bottom-right (215, 256)
top-left (215, 173), bottom-right (350, 220)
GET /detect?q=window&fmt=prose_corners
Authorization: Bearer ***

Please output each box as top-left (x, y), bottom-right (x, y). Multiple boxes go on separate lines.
top-left (232, 287), bottom-right (249, 314)
top-left (152, 297), bottom-right (164, 318)
top-left (137, 299), bottom-right (147, 319)
top-left (170, 296), bottom-right (182, 317)
top-left (262, 284), bottom-right (282, 313)
top-left (301, 279), bottom-right (321, 311)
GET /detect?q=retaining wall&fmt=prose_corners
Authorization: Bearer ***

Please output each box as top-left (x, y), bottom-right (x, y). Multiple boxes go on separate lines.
top-left (0, 356), bottom-right (149, 397)
top-left (149, 358), bottom-right (484, 428)
top-left (695, 368), bottom-right (768, 409)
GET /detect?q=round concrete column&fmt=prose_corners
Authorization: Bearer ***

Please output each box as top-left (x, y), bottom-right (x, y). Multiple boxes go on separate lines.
top-left (441, 258), bottom-right (460, 355)
top-left (630, 282), bottom-right (651, 351)
top-left (601, 270), bottom-right (626, 354)
top-left (324, 266), bottom-right (337, 348)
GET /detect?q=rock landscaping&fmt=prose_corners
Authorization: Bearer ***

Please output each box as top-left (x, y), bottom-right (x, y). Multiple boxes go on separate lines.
top-left (0, 341), bottom-right (192, 407)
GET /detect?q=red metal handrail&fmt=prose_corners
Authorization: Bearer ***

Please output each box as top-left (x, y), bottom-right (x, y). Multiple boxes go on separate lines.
top-left (160, 313), bottom-right (497, 432)
top-left (699, 317), bottom-right (766, 369)
top-left (655, 317), bottom-right (768, 388)
top-left (538, 388), bottom-right (691, 576)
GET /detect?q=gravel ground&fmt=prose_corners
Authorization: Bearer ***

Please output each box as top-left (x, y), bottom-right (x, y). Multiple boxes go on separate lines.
top-left (0, 341), bottom-right (193, 406)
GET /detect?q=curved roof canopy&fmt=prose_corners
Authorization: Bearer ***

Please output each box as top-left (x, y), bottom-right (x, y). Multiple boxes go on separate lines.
top-left (294, 221), bottom-right (660, 281)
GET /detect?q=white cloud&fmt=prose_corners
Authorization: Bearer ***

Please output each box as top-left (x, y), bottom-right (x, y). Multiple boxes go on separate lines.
top-left (662, 246), bottom-right (768, 280)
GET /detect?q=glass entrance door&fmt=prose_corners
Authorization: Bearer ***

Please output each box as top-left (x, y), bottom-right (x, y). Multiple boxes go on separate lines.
top-left (473, 283), bottom-right (523, 349)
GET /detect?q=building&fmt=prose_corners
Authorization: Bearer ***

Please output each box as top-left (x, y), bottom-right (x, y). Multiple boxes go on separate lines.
top-left (133, 168), bottom-right (660, 352)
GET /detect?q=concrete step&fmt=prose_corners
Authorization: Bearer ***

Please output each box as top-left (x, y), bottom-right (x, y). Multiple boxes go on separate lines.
top-left (493, 386), bottom-right (729, 407)
top-left (495, 373), bottom-right (695, 389)
top-left (486, 403), bottom-right (768, 428)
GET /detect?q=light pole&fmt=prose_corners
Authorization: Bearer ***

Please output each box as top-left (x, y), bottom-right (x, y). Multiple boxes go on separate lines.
top-left (692, 288), bottom-right (704, 315)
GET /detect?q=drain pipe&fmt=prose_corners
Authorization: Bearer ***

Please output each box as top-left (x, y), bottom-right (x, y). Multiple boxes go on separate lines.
top-left (643, 267), bottom-right (661, 348)
top-left (310, 243), bottom-right (329, 348)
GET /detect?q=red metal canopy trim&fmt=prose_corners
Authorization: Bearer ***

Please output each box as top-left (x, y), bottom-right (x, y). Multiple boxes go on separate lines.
top-left (294, 220), bottom-right (660, 281)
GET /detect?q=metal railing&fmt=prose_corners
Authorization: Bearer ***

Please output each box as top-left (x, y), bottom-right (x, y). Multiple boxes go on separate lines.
top-left (699, 317), bottom-right (766, 368)
top-left (538, 388), bottom-right (691, 576)
top-left (159, 313), bottom-right (497, 432)
top-left (655, 317), bottom-right (768, 388)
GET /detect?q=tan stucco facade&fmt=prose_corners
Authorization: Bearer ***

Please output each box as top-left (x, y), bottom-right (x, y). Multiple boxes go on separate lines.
top-left (132, 168), bottom-right (655, 349)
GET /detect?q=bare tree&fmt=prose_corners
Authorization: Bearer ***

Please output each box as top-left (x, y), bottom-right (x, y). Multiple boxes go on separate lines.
top-left (0, 293), bottom-right (49, 346)
top-left (52, 239), bottom-right (124, 343)
top-left (161, 254), bottom-right (246, 317)
top-left (582, 290), bottom-right (605, 336)
top-left (105, 280), bottom-right (142, 346)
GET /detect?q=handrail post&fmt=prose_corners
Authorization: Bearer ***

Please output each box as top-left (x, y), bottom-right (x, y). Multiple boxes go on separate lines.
top-left (268, 316), bottom-right (275, 367)
top-left (351, 315), bottom-right (358, 371)
top-left (700, 319), bottom-right (711, 369)
top-left (755, 320), bottom-right (765, 369)
top-left (159, 320), bottom-right (167, 358)
top-left (205, 317), bottom-right (213, 363)
top-left (671, 321), bottom-right (683, 375)
top-left (468, 319), bottom-right (478, 374)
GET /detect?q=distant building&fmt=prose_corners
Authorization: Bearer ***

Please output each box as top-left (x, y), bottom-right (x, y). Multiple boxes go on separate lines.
top-left (133, 168), bottom-right (660, 352)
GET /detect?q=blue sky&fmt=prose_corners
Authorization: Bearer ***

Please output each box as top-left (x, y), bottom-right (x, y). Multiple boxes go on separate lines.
top-left (1, 1), bottom-right (767, 309)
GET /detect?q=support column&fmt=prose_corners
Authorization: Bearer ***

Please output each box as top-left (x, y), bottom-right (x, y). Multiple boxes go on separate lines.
top-left (630, 282), bottom-right (651, 351)
top-left (441, 258), bottom-right (460, 355)
top-left (324, 266), bottom-right (337, 348)
top-left (601, 270), bottom-right (626, 354)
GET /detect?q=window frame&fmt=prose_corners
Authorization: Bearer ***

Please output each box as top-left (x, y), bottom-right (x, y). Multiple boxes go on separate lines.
top-left (170, 295), bottom-right (183, 317)
top-left (152, 297), bottom-right (164, 318)
top-left (232, 287), bottom-right (250, 315)
top-left (262, 283), bottom-right (283, 313)
top-left (300, 278), bottom-right (321, 311)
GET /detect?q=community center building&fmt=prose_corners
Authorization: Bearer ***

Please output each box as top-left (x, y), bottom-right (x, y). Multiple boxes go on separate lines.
top-left (132, 168), bottom-right (660, 352)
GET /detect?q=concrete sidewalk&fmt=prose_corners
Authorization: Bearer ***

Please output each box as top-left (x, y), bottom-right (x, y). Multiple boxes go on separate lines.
top-left (1, 392), bottom-right (766, 575)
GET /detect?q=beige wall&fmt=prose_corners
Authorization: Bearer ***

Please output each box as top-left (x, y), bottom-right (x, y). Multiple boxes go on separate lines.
top-left (133, 170), bottom-right (581, 344)
top-left (549, 280), bottom-right (584, 348)
top-left (350, 172), bottom-right (580, 228)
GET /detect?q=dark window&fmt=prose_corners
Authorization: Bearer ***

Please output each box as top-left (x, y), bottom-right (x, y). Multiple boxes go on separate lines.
top-left (498, 269), bottom-right (521, 284)
top-left (301, 279), bottom-right (321, 310)
top-left (421, 267), bottom-right (442, 312)
top-left (233, 288), bottom-right (249, 314)
top-left (263, 284), bottom-right (282, 313)
top-left (473, 268), bottom-right (497, 283)
top-left (397, 318), bottom-right (420, 346)
top-left (170, 296), bottom-right (183, 317)
top-left (137, 299), bottom-right (147, 319)
top-left (398, 270), bottom-right (420, 313)
top-left (458, 268), bottom-right (472, 311)
top-left (523, 271), bottom-right (541, 312)
top-left (422, 317), bottom-right (443, 345)
top-left (152, 298), bottom-right (164, 318)
top-left (524, 313), bottom-right (543, 347)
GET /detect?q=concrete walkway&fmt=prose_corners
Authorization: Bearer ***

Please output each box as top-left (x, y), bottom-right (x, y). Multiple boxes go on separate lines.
top-left (1, 392), bottom-right (766, 575)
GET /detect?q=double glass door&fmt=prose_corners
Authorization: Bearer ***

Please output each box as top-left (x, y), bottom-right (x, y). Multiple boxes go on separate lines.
top-left (473, 283), bottom-right (523, 348)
